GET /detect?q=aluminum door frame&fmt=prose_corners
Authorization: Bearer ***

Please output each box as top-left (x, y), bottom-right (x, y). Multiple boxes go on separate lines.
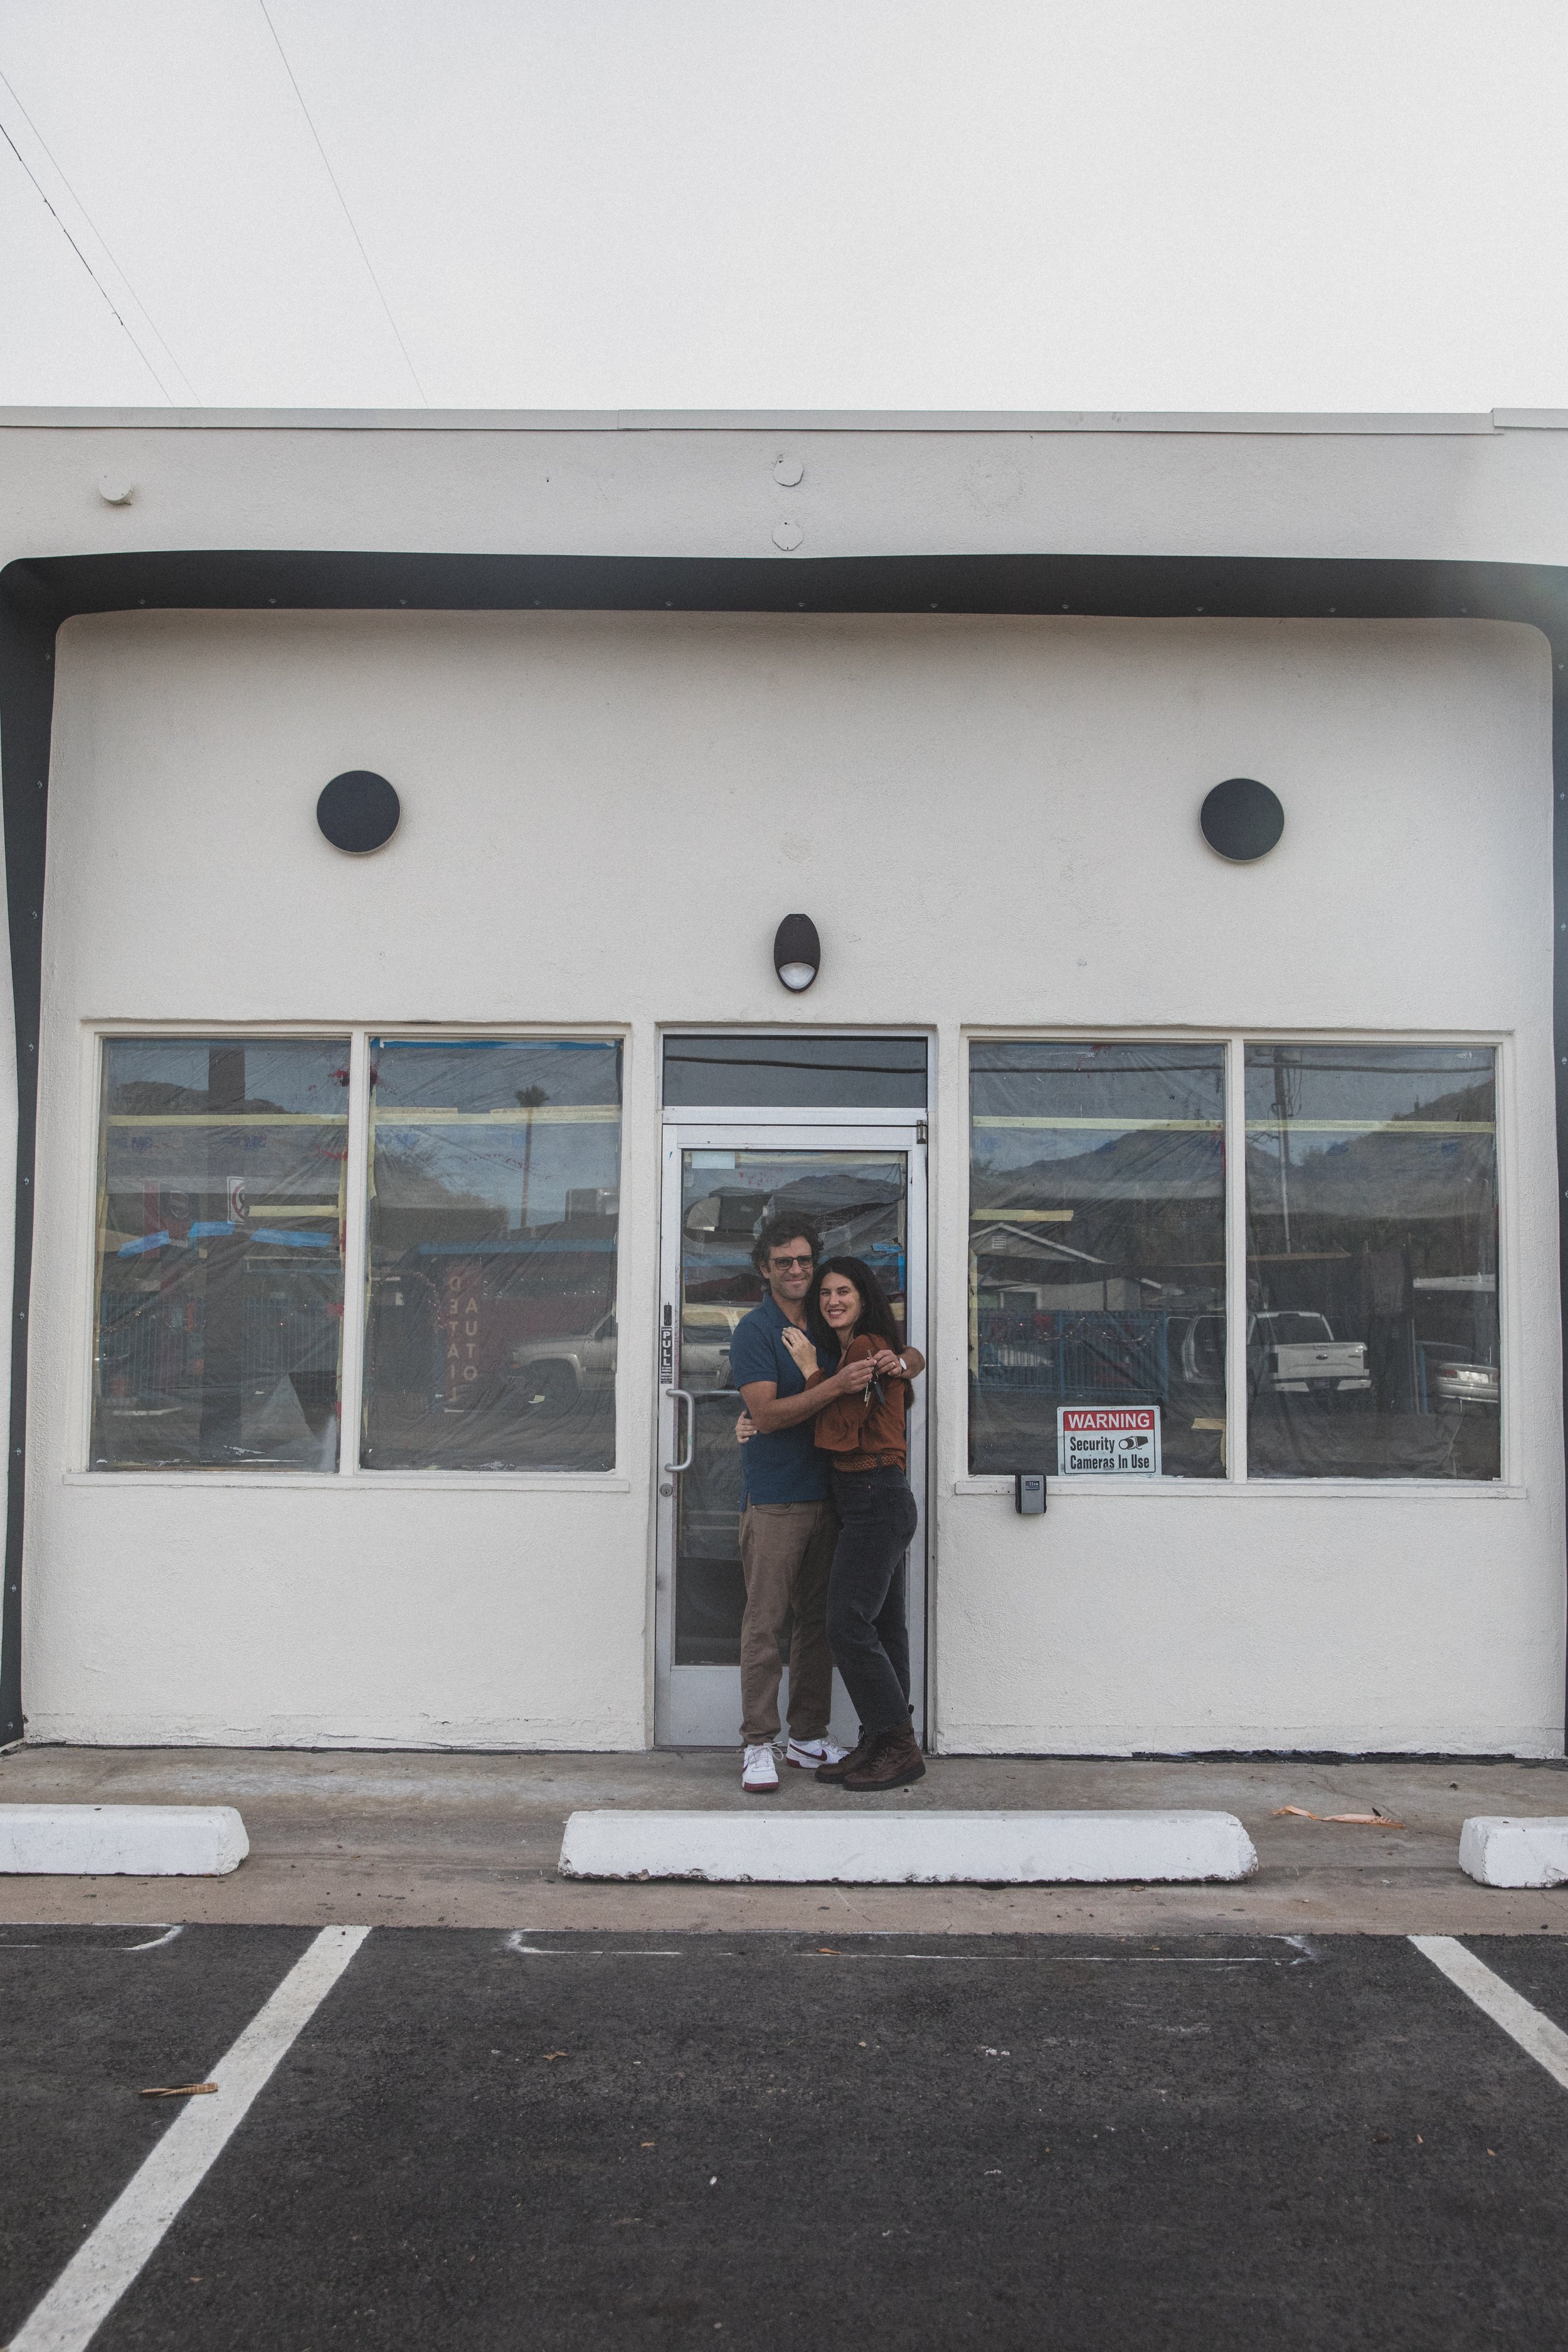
top-left (654, 1116), bottom-right (929, 1748)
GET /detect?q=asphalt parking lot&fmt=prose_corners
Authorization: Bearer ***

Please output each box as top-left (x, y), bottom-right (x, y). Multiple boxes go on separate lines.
top-left (4, 1926), bottom-right (1568, 2351)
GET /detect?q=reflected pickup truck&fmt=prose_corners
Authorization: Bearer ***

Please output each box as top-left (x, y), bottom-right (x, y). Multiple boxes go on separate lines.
top-left (1251, 1311), bottom-right (1370, 1397)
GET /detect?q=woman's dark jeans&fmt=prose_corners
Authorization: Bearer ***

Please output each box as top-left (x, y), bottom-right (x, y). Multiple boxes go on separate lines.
top-left (825, 1465), bottom-right (918, 1737)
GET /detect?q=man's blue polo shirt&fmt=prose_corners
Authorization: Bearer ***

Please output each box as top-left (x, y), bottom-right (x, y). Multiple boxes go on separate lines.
top-left (729, 1293), bottom-right (833, 1505)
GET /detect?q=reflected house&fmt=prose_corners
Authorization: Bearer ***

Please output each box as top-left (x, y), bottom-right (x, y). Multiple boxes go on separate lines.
top-left (968, 1221), bottom-right (1165, 1403)
top-left (4, 405), bottom-right (1566, 1762)
top-left (968, 1095), bottom-right (1227, 1480)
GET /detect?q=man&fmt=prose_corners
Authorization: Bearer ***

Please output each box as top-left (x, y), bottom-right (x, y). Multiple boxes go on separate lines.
top-left (726, 1216), bottom-right (876, 1793)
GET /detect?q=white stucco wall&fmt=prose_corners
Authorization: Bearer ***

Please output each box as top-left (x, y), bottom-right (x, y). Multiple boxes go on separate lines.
top-left (18, 603), bottom-right (1563, 1752)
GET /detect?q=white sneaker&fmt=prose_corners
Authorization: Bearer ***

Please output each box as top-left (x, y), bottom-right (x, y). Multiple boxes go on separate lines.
top-left (785, 1737), bottom-right (850, 1772)
top-left (741, 1742), bottom-right (780, 1794)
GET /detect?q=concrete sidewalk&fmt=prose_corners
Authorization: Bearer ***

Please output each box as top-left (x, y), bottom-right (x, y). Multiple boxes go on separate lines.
top-left (1, 1745), bottom-right (1565, 1934)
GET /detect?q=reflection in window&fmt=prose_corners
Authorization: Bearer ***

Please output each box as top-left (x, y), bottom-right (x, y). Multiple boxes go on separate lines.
top-left (361, 1039), bottom-right (621, 1471)
top-left (662, 1034), bottom-right (927, 1110)
top-left (1245, 1046), bottom-right (1499, 1479)
top-left (92, 1039), bottom-right (349, 1470)
top-left (969, 1044), bottom-right (1227, 1476)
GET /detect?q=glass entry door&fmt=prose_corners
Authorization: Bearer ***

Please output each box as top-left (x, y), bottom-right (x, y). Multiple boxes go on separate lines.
top-left (655, 1122), bottom-right (927, 1747)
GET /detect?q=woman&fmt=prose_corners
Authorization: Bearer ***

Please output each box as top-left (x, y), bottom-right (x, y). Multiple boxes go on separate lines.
top-left (780, 1257), bottom-right (926, 1792)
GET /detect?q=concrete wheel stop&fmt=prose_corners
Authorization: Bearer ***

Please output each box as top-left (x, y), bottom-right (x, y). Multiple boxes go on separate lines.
top-left (0, 1804), bottom-right (249, 1876)
top-left (1459, 1817), bottom-right (1568, 1888)
top-left (558, 1809), bottom-right (1259, 1885)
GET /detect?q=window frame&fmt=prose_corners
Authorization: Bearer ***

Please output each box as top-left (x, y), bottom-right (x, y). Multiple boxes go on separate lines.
top-left (960, 1026), bottom-right (1516, 1495)
top-left (76, 1021), bottom-right (631, 1486)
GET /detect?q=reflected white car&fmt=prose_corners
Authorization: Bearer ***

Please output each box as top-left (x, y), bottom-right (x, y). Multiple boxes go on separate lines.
top-left (1177, 1311), bottom-right (1370, 1397)
top-left (506, 1313), bottom-right (617, 1412)
top-left (678, 1302), bottom-right (750, 1391)
top-left (1421, 1347), bottom-right (1500, 1407)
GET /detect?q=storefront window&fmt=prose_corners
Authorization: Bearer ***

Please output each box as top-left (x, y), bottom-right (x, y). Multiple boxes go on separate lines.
top-left (92, 1038), bottom-right (349, 1470)
top-left (969, 1042), bottom-right (1227, 1477)
top-left (1245, 1046), bottom-right (1500, 1480)
top-left (361, 1038), bottom-right (621, 1471)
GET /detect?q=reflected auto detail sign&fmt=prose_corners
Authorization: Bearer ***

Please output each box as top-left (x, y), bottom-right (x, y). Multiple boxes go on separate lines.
top-left (1057, 1406), bottom-right (1160, 1476)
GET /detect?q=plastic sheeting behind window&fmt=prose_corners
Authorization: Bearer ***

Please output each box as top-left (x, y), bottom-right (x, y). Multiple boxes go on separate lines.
top-left (92, 1038), bottom-right (349, 1471)
top-left (361, 1038), bottom-right (621, 1472)
top-left (1244, 1046), bottom-right (1500, 1480)
top-left (969, 1042), bottom-right (1227, 1478)
top-left (662, 1035), bottom-right (927, 1110)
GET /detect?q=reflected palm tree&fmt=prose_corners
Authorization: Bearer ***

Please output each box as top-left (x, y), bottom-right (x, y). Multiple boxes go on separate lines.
top-left (517, 1086), bottom-right (549, 1229)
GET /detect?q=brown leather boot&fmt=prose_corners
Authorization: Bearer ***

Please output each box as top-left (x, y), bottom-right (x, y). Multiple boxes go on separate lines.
top-left (815, 1729), bottom-right (877, 1786)
top-left (842, 1723), bottom-right (926, 1791)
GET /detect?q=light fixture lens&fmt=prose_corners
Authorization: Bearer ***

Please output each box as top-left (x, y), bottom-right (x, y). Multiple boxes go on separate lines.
top-left (773, 912), bottom-right (822, 991)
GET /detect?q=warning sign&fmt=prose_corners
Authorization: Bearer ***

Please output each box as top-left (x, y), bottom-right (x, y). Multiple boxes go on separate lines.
top-left (1057, 1405), bottom-right (1160, 1477)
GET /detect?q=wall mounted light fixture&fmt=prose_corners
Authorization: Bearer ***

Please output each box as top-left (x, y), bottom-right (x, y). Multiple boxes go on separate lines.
top-left (773, 913), bottom-right (820, 992)
top-left (317, 770), bottom-right (401, 854)
top-left (1200, 776), bottom-right (1284, 862)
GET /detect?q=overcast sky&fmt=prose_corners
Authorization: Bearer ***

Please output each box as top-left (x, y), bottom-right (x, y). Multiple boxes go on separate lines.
top-left (2, 0), bottom-right (1565, 415)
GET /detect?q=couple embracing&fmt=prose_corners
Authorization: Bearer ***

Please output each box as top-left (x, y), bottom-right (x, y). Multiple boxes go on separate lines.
top-left (728, 1214), bottom-right (926, 1796)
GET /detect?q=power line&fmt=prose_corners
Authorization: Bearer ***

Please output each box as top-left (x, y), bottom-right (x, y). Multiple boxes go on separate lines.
top-left (0, 64), bottom-right (197, 400)
top-left (256, 0), bottom-right (429, 406)
top-left (0, 83), bottom-right (189, 403)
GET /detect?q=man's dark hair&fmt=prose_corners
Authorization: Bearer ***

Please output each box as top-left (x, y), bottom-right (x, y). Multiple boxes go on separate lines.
top-left (751, 1214), bottom-right (823, 1277)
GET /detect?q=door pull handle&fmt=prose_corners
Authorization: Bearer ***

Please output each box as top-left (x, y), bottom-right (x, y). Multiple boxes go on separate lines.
top-left (663, 1385), bottom-right (695, 1475)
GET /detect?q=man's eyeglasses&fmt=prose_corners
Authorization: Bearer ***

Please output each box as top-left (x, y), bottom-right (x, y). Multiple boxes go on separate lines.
top-left (768, 1254), bottom-right (815, 1269)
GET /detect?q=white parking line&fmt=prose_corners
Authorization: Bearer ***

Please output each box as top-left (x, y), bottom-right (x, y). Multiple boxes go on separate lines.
top-left (1411, 1935), bottom-right (1568, 2094)
top-left (9, 1924), bottom-right (371, 2352)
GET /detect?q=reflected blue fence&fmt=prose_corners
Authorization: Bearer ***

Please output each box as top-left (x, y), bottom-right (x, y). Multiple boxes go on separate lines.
top-left (977, 1308), bottom-right (1169, 1404)
top-left (97, 1292), bottom-right (339, 1399)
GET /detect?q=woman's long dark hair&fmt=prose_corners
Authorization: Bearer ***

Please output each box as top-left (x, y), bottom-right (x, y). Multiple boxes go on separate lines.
top-left (805, 1255), bottom-right (901, 1354)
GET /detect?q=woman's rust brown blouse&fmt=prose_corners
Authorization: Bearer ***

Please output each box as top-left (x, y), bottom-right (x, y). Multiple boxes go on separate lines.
top-left (805, 1331), bottom-right (911, 1471)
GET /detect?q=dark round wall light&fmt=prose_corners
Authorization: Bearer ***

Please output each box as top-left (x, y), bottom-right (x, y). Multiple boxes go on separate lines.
top-left (1200, 775), bottom-right (1284, 862)
top-left (773, 913), bottom-right (821, 992)
top-left (317, 770), bottom-right (401, 854)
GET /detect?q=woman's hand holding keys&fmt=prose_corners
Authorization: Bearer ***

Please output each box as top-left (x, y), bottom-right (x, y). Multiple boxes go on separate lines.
top-left (780, 1326), bottom-right (867, 1394)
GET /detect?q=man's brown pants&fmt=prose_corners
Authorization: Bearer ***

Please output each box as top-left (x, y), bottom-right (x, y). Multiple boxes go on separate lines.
top-left (737, 1499), bottom-right (838, 1743)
